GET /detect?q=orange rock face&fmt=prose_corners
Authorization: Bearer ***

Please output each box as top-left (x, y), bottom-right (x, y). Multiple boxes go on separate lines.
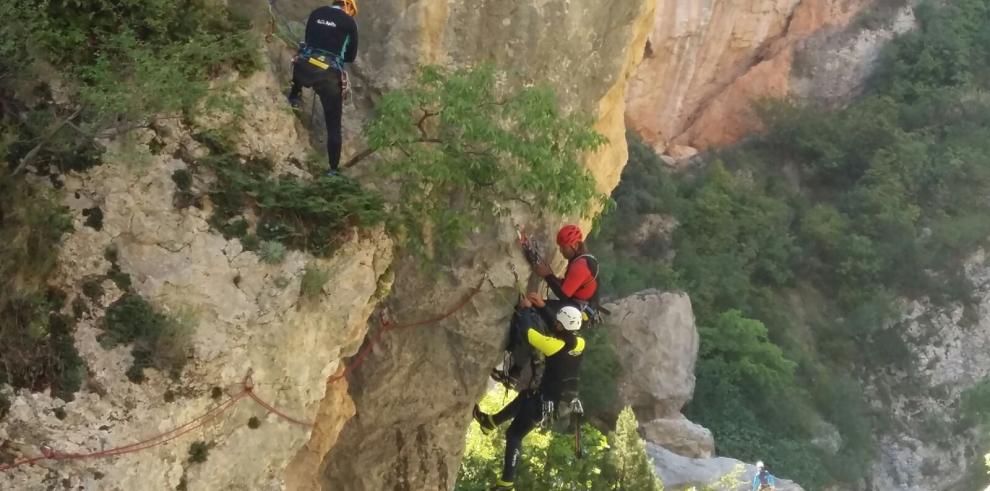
top-left (626, 0), bottom-right (872, 153)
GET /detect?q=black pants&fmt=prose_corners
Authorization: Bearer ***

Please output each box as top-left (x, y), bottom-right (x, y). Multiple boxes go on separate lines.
top-left (493, 391), bottom-right (543, 482)
top-left (289, 63), bottom-right (343, 172)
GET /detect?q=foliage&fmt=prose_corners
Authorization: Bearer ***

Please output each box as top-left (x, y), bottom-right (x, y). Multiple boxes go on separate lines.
top-left (457, 390), bottom-right (662, 490)
top-left (590, 1), bottom-right (990, 486)
top-left (1, 0), bottom-right (258, 160)
top-left (579, 327), bottom-right (623, 418)
top-left (0, 176), bottom-right (84, 400)
top-left (187, 441), bottom-right (211, 464)
top-left (100, 294), bottom-right (194, 383)
top-left (365, 65), bottom-right (606, 260)
top-left (961, 378), bottom-right (990, 427)
top-left (259, 240), bottom-right (287, 265)
top-left (300, 263), bottom-right (331, 300)
top-left (0, 0), bottom-right (258, 401)
top-left (602, 407), bottom-right (663, 491)
top-left (201, 147), bottom-right (386, 258)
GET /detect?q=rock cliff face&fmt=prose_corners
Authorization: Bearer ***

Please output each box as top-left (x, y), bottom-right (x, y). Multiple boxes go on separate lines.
top-left (0, 70), bottom-right (392, 490)
top-left (604, 291), bottom-right (714, 459)
top-left (304, 1), bottom-right (658, 489)
top-left (625, 0), bottom-right (915, 155)
top-left (864, 249), bottom-right (990, 491)
top-left (3, 2), bottom-right (658, 489)
top-left (648, 444), bottom-right (806, 491)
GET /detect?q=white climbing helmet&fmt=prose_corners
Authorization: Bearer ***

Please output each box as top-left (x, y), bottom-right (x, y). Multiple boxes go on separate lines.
top-left (756, 461), bottom-right (765, 470)
top-left (556, 306), bottom-right (583, 331)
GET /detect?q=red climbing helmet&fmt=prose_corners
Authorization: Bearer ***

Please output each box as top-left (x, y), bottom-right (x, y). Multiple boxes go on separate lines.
top-left (556, 224), bottom-right (583, 247)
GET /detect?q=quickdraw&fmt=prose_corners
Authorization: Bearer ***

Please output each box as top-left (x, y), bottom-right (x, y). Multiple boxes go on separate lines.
top-left (515, 225), bottom-right (543, 268)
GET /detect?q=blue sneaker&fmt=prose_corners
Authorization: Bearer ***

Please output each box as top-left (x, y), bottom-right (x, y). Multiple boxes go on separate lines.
top-left (326, 169), bottom-right (340, 177)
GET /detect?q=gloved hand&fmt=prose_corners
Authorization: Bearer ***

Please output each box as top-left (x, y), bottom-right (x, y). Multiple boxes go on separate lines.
top-left (534, 262), bottom-right (552, 278)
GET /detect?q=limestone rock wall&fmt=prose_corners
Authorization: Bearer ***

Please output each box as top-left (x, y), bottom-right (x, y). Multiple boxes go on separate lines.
top-left (625, 0), bottom-right (916, 156)
top-left (649, 444), bottom-right (806, 491)
top-left (303, 1), bottom-right (659, 489)
top-left (864, 248), bottom-right (990, 491)
top-left (0, 70), bottom-right (393, 490)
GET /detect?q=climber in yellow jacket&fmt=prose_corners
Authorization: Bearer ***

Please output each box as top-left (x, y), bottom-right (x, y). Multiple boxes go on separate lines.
top-left (473, 293), bottom-right (585, 491)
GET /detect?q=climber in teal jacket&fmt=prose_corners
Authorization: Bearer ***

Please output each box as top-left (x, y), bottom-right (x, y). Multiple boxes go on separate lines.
top-left (753, 461), bottom-right (777, 490)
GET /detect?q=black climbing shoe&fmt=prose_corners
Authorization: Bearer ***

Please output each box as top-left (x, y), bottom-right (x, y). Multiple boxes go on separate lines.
top-left (473, 405), bottom-right (496, 435)
top-left (287, 94), bottom-right (302, 109)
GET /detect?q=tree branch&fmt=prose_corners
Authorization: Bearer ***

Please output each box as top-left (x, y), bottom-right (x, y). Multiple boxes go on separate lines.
top-left (12, 108), bottom-right (82, 176)
top-left (416, 108), bottom-right (438, 140)
top-left (341, 138), bottom-right (444, 169)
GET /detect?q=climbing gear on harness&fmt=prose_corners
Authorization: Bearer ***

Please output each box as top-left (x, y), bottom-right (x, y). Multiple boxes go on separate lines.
top-left (297, 44), bottom-right (345, 72)
top-left (556, 224), bottom-right (583, 247)
top-left (556, 306), bottom-right (582, 331)
top-left (515, 226), bottom-right (543, 268)
top-left (537, 394), bottom-right (585, 457)
top-left (341, 70), bottom-right (352, 99)
top-left (339, 0), bottom-right (359, 17)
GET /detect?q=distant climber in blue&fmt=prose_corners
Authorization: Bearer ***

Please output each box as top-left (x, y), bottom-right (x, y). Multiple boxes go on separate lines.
top-left (753, 461), bottom-right (777, 491)
top-left (287, 0), bottom-right (359, 176)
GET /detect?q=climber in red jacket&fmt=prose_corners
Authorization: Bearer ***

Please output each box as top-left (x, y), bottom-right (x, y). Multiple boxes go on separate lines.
top-left (532, 224), bottom-right (603, 325)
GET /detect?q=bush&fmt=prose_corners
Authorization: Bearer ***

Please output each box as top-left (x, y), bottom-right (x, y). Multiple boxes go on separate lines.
top-left (300, 264), bottom-right (331, 300)
top-left (101, 294), bottom-right (194, 383)
top-left (2, 0), bottom-right (258, 179)
top-left (202, 148), bottom-right (386, 258)
top-left (187, 441), bottom-right (211, 464)
top-left (602, 407), bottom-right (663, 491)
top-left (0, 177), bottom-right (84, 400)
top-left (456, 390), bottom-right (659, 490)
top-left (259, 241), bottom-right (287, 265)
top-left (365, 65), bottom-right (606, 260)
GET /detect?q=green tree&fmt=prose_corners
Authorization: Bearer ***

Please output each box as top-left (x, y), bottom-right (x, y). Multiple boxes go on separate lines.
top-left (603, 407), bottom-right (664, 491)
top-left (363, 65), bottom-right (607, 259)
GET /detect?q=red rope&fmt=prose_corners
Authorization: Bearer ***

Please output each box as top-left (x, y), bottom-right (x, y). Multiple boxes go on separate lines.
top-left (245, 391), bottom-right (313, 427)
top-left (0, 276), bottom-right (487, 473)
top-left (326, 276), bottom-right (485, 384)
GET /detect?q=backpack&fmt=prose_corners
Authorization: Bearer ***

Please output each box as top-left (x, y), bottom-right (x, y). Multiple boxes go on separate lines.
top-left (491, 309), bottom-right (546, 392)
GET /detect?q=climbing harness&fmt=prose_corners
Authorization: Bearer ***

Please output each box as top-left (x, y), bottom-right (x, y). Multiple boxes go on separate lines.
top-left (538, 394), bottom-right (585, 458)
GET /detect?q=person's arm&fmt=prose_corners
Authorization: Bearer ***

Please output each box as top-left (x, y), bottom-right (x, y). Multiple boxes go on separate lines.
top-left (752, 475), bottom-right (759, 491)
top-left (526, 329), bottom-right (565, 357)
top-left (544, 274), bottom-right (568, 300)
top-left (343, 19), bottom-right (358, 62)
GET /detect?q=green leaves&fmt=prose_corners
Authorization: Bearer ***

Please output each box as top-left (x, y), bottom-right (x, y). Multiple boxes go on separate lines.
top-left (456, 390), bottom-right (658, 490)
top-left (204, 155), bottom-right (386, 258)
top-left (366, 65), bottom-right (606, 260)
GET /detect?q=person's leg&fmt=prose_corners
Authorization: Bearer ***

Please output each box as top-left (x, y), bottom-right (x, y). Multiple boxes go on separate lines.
top-left (313, 74), bottom-right (343, 173)
top-left (288, 63), bottom-right (304, 103)
top-left (474, 390), bottom-right (523, 435)
top-left (492, 392), bottom-right (526, 426)
top-left (500, 395), bottom-right (541, 483)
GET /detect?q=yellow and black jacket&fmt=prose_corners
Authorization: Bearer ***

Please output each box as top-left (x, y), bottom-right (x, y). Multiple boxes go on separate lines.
top-left (525, 323), bottom-right (585, 402)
